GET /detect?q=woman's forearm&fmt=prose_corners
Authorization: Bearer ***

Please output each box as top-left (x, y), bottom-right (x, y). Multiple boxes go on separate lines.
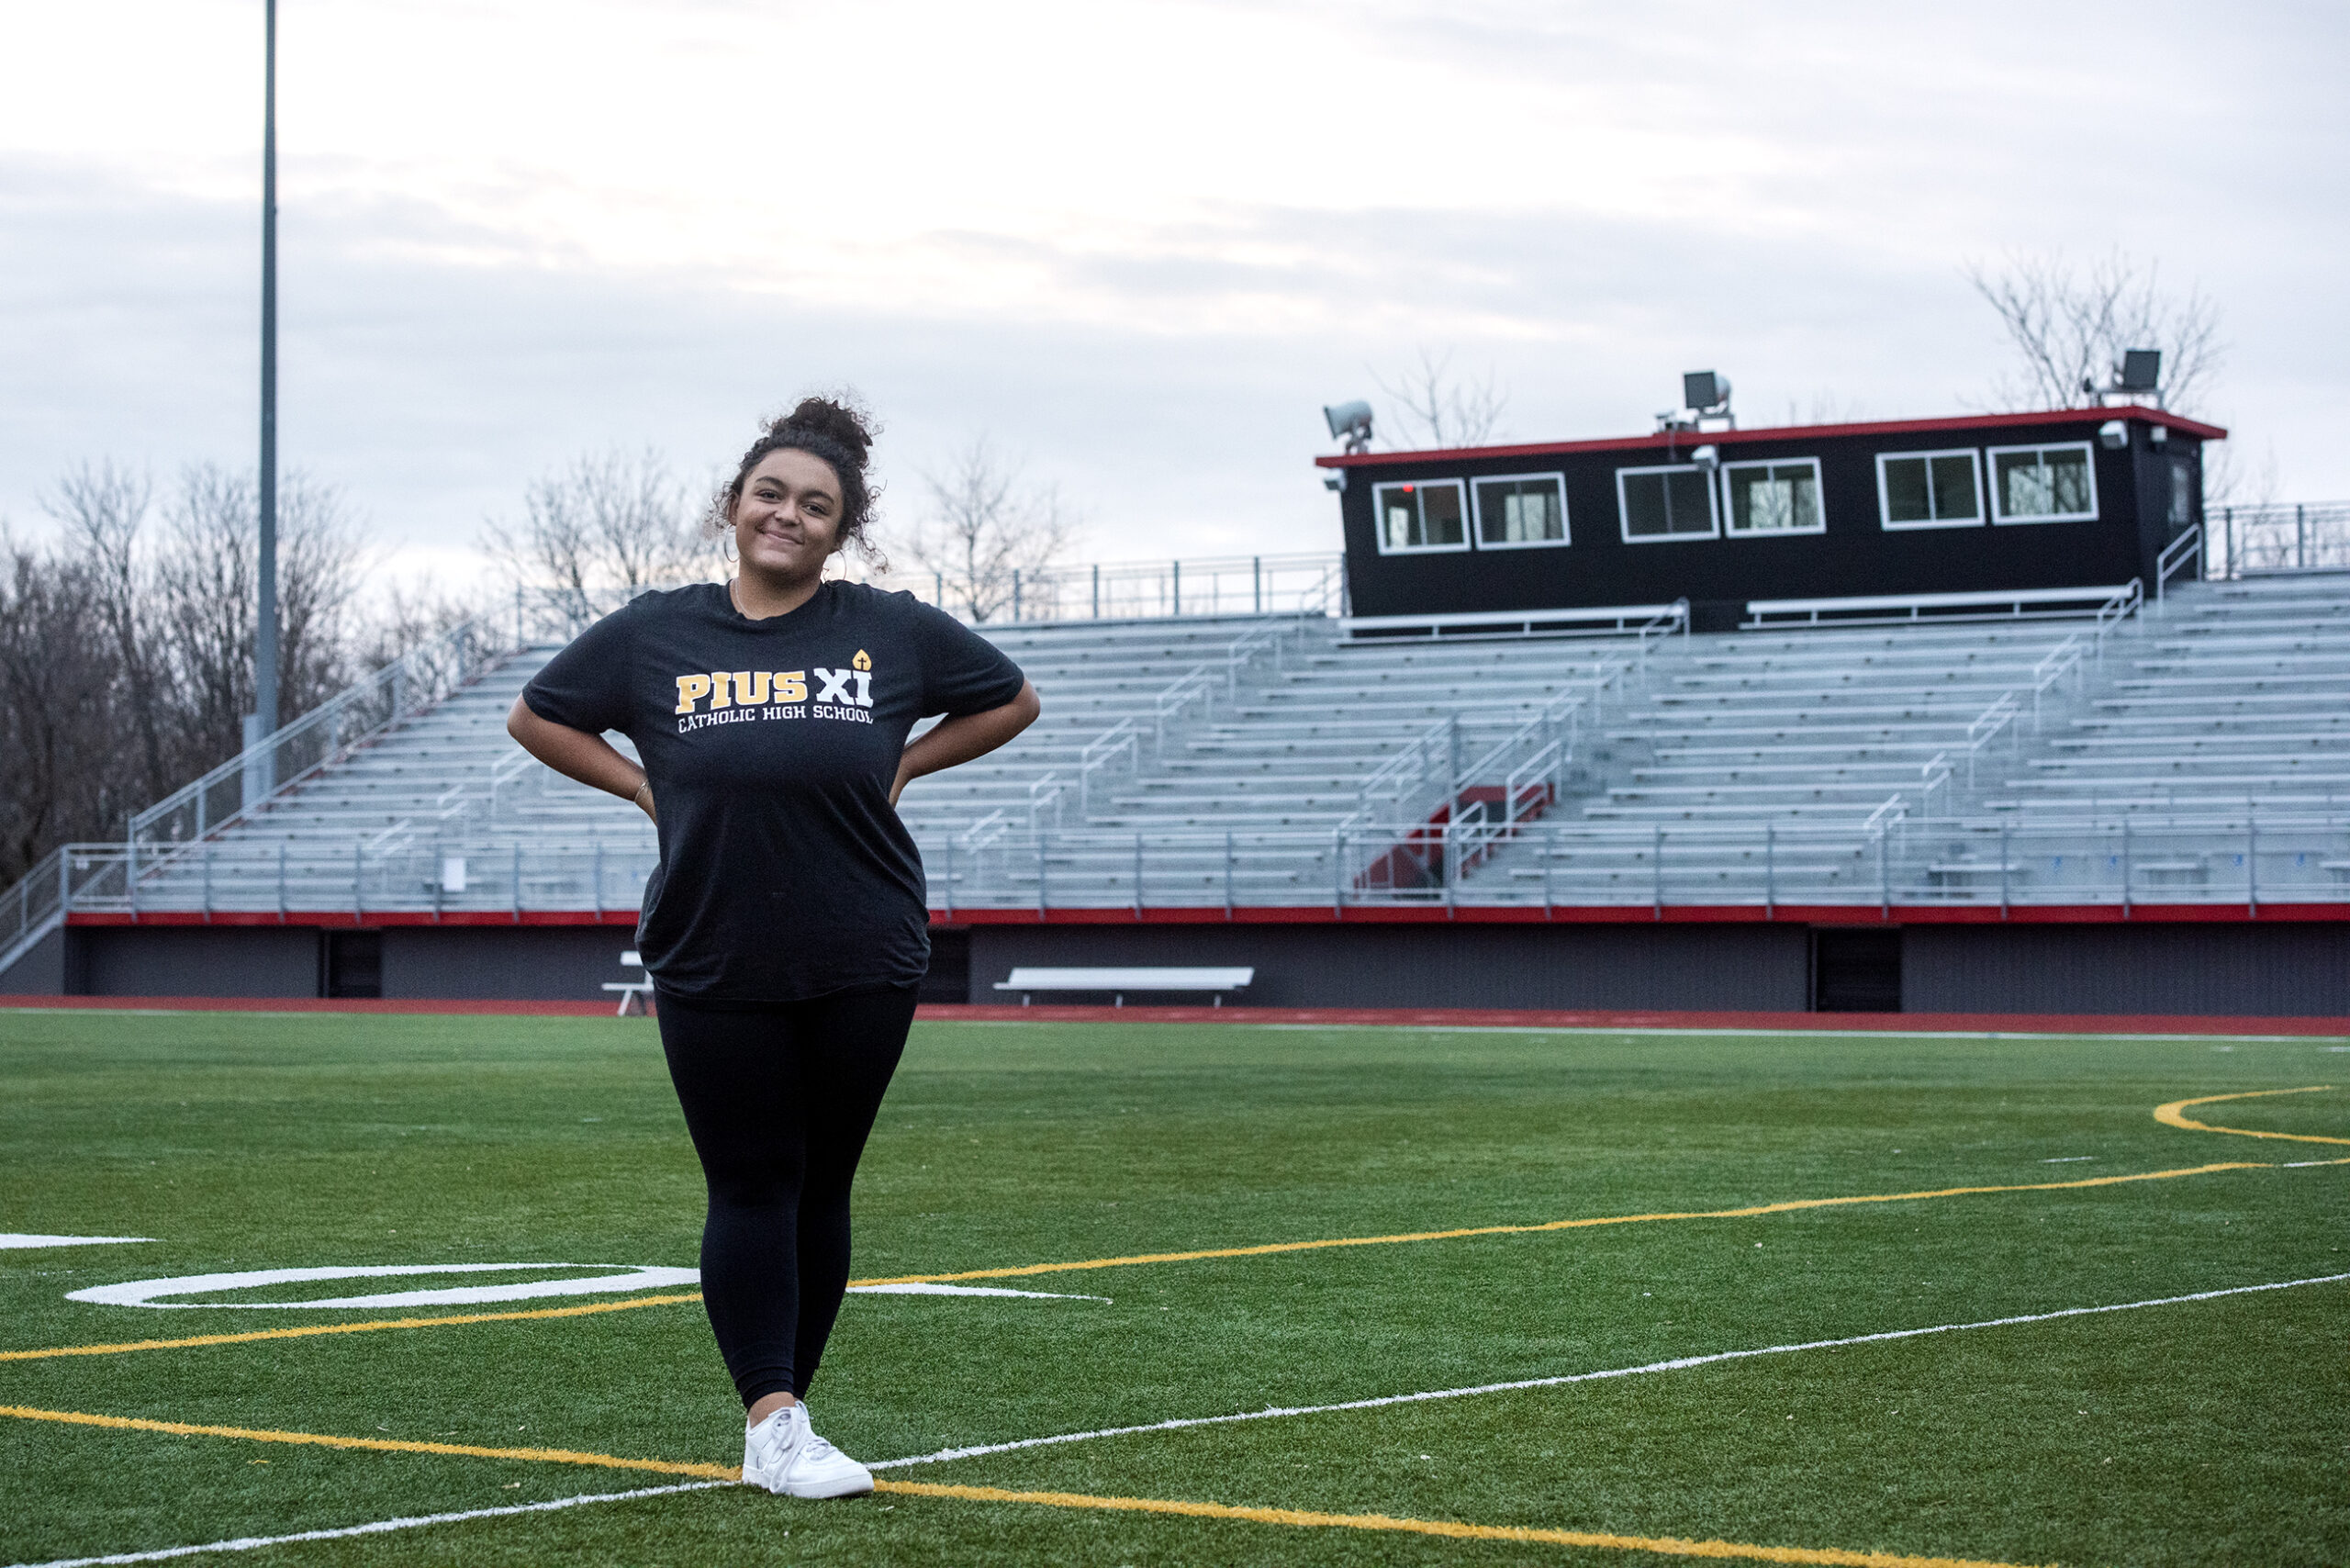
top-left (507, 696), bottom-right (655, 817)
top-left (891, 681), bottom-right (1040, 804)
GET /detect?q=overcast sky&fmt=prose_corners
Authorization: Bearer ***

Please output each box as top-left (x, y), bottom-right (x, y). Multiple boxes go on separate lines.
top-left (4, 0), bottom-right (2344, 587)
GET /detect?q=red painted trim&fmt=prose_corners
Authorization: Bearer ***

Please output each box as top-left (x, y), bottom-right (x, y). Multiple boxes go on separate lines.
top-left (917, 1004), bottom-right (2345, 1035)
top-left (0, 995), bottom-right (625, 1015)
top-left (925, 902), bottom-right (2350, 927)
top-left (67, 910), bottom-right (640, 930)
top-left (1314, 407), bottom-right (2229, 470)
top-left (2, 996), bottom-right (2336, 1034)
top-left (64, 902), bottom-right (2348, 933)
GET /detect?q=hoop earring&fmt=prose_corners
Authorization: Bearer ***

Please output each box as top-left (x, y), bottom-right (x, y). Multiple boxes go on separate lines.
top-left (720, 532), bottom-right (738, 565)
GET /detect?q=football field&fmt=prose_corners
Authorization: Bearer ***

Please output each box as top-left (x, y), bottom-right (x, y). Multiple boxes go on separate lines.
top-left (2, 1008), bottom-right (2344, 1567)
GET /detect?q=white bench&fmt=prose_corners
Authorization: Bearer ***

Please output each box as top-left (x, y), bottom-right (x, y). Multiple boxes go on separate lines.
top-left (602, 950), bottom-right (654, 1016)
top-left (992, 967), bottom-right (1255, 1006)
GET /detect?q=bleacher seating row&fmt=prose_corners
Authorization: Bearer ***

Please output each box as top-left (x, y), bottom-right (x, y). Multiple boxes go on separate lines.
top-left (65, 572), bottom-right (2350, 920)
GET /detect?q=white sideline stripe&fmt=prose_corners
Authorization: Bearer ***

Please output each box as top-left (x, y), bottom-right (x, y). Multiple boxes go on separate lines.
top-left (5, 1483), bottom-right (729, 1568)
top-left (0, 1237), bottom-right (154, 1251)
top-left (870, 1271), bottom-right (2350, 1471)
top-left (18, 1276), bottom-right (2344, 1564)
top-left (851, 1282), bottom-right (1113, 1302)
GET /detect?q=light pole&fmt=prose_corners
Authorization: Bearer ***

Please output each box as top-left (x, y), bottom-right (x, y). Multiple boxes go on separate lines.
top-left (246, 0), bottom-right (280, 803)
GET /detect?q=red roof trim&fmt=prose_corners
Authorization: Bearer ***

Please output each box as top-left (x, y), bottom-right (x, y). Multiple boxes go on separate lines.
top-left (1314, 407), bottom-right (2229, 469)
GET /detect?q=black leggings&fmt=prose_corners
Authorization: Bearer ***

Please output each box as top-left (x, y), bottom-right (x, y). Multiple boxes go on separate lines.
top-left (655, 984), bottom-right (917, 1408)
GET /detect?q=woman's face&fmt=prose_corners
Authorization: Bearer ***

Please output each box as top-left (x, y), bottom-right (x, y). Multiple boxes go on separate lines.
top-left (732, 448), bottom-right (845, 583)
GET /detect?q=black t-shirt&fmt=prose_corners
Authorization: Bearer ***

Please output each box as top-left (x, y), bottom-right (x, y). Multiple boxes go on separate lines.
top-left (522, 581), bottom-right (1025, 1003)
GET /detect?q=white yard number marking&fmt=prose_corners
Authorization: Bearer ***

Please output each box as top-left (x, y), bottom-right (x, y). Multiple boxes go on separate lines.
top-left (66, 1263), bottom-right (699, 1310)
top-left (61, 1263), bottom-right (1107, 1310)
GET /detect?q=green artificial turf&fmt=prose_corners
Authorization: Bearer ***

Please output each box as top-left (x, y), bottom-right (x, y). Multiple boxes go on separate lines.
top-left (0, 1010), bottom-right (2344, 1566)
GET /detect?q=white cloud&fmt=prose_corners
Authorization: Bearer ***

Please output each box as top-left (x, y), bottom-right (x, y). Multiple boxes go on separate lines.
top-left (2, 0), bottom-right (2344, 577)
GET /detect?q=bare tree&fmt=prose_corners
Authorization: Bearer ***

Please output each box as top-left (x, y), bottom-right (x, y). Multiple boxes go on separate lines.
top-left (148, 465), bottom-right (364, 769)
top-left (897, 440), bottom-right (1079, 622)
top-left (481, 450), bottom-right (708, 622)
top-left (352, 577), bottom-right (494, 672)
top-left (1373, 349), bottom-right (1509, 449)
top-left (0, 534), bottom-right (128, 880)
top-left (1966, 251), bottom-right (2224, 415)
top-left (42, 463), bottom-right (165, 796)
top-left (11, 464), bottom-right (370, 864)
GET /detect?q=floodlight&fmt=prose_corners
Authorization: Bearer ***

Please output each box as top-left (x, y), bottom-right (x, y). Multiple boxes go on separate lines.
top-left (1323, 399), bottom-right (1375, 453)
top-left (1323, 470), bottom-right (1347, 493)
top-left (2117, 349), bottom-right (2162, 393)
top-left (1683, 371), bottom-right (1731, 412)
top-left (1690, 444), bottom-right (1720, 472)
top-left (2148, 423), bottom-right (2168, 447)
top-left (2098, 420), bottom-right (2129, 452)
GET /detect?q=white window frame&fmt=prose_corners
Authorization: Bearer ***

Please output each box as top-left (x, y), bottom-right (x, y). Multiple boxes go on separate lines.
top-left (1874, 448), bottom-right (1985, 531)
top-left (1985, 441), bottom-right (2099, 525)
top-left (1371, 478), bottom-right (1472, 555)
top-left (1470, 471), bottom-right (1572, 550)
top-left (1718, 456), bottom-right (1827, 538)
top-left (1615, 464), bottom-right (1720, 544)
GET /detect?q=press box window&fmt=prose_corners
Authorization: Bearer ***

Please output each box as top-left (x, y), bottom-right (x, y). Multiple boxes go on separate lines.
top-left (1472, 474), bottom-right (1568, 548)
top-left (1876, 449), bottom-right (1982, 530)
top-left (1373, 480), bottom-right (1469, 553)
top-left (1617, 465), bottom-right (1718, 542)
top-left (1986, 442), bottom-right (2098, 523)
top-left (1721, 458), bottom-right (1823, 536)
top-left (2168, 457), bottom-right (2198, 527)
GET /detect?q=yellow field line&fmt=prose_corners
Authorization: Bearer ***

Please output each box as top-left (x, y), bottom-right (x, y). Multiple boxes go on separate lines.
top-left (874, 1480), bottom-right (2046, 1568)
top-left (847, 1160), bottom-right (2272, 1286)
top-left (0, 1402), bottom-right (735, 1479)
top-left (0, 1403), bottom-right (2037, 1566)
top-left (2154, 1086), bottom-right (2347, 1146)
top-left (0, 1293), bottom-right (706, 1363)
top-left (9, 1154), bottom-right (2317, 1359)
top-left (8, 1092), bottom-right (2337, 1361)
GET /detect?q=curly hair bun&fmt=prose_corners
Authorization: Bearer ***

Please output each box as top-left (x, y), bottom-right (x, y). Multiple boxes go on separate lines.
top-left (715, 392), bottom-right (886, 566)
top-left (774, 397), bottom-right (875, 469)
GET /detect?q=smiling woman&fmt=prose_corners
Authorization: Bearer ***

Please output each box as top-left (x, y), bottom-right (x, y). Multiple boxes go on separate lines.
top-left (503, 396), bottom-right (1041, 1502)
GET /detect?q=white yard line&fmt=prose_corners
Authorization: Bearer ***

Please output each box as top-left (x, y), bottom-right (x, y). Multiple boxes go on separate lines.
top-left (20, 1271), bottom-right (2346, 1565)
top-left (870, 1271), bottom-right (2350, 1470)
top-left (6, 1483), bottom-right (730, 1568)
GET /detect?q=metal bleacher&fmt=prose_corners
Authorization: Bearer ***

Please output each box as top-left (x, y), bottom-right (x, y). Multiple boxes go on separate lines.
top-left (6, 564), bottom-right (2348, 965)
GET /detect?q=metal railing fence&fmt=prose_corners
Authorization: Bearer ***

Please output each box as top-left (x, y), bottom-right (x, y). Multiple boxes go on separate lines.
top-left (28, 811), bottom-right (2349, 926)
top-left (127, 614), bottom-right (526, 854)
top-left (910, 553), bottom-right (1344, 624)
top-left (2209, 501), bottom-right (2350, 577)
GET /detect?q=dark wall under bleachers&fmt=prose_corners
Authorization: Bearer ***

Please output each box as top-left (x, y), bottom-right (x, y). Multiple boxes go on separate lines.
top-left (22, 917), bottom-right (2346, 1019)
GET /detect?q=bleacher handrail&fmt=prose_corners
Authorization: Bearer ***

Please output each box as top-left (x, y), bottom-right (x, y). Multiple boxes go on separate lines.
top-left (1339, 600), bottom-right (1687, 644)
top-left (2156, 524), bottom-right (2203, 602)
top-left (126, 612), bottom-right (525, 855)
top-left (1744, 583), bottom-right (2141, 630)
top-left (1077, 719), bottom-right (1141, 812)
top-left (1336, 719), bottom-right (1455, 834)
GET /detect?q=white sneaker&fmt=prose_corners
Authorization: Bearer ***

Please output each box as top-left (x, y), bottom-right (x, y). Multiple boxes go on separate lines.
top-left (741, 1402), bottom-right (875, 1499)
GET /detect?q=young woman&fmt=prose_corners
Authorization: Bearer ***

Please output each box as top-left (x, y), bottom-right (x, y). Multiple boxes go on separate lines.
top-left (507, 398), bottom-right (1039, 1497)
